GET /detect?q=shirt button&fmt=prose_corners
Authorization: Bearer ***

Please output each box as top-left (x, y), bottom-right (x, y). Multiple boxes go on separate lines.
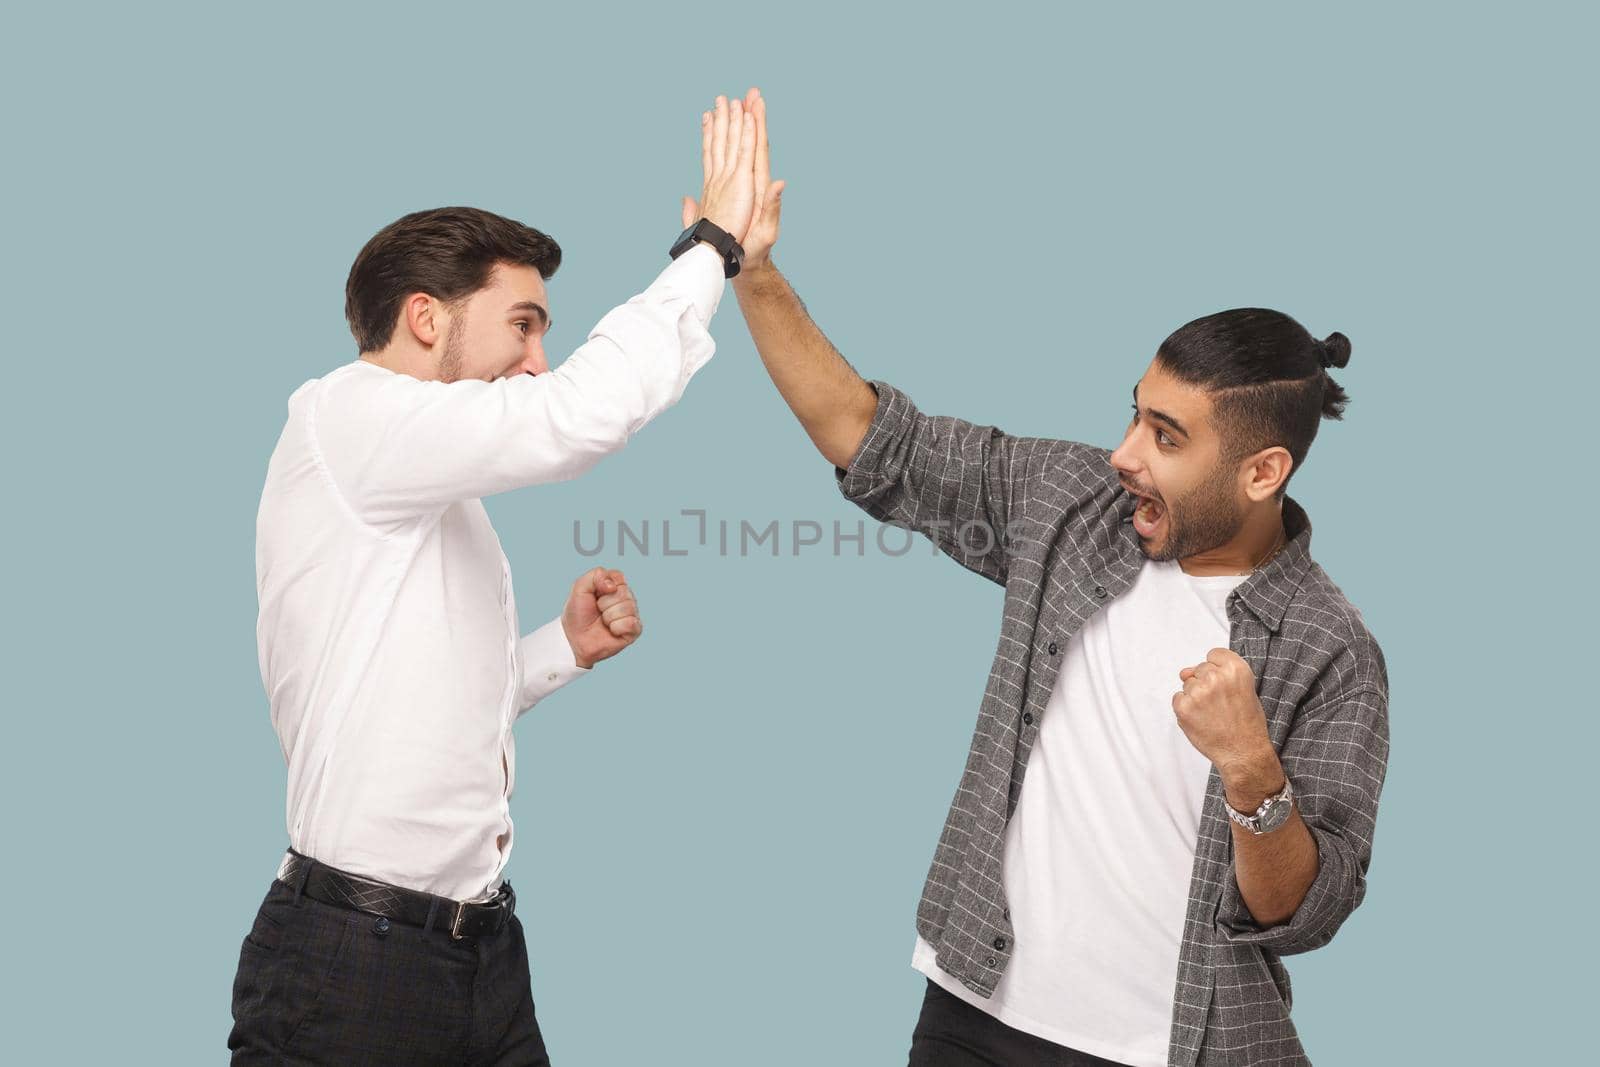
top-left (1093, 585), bottom-right (1107, 598)
top-left (546, 672), bottom-right (558, 682)
top-left (373, 917), bottom-right (390, 936)
top-left (1023, 713), bottom-right (1034, 726)
top-left (1047, 642), bottom-right (1059, 656)
top-left (986, 956), bottom-right (999, 968)
top-left (992, 936), bottom-right (1007, 950)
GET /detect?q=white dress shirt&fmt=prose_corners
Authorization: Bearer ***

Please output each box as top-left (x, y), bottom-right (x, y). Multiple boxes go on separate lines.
top-left (255, 243), bottom-right (725, 902)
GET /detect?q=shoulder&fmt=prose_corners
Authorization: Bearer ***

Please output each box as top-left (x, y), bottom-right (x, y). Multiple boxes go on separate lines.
top-left (1281, 562), bottom-right (1389, 701)
top-left (1018, 439), bottom-right (1125, 522)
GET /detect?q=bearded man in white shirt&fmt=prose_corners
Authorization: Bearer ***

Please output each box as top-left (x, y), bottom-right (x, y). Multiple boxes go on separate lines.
top-left (230, 91), bottom-right (764, 1066)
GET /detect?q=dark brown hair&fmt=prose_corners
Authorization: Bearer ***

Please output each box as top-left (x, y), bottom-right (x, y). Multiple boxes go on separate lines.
top-left (344, 206), bottom-right (562, 353)
top-left (1155, 308), bottom-right (1352, 500)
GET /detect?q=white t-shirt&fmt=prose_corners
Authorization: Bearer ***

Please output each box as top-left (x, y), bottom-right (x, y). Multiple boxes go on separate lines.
top-left (914, 556), bottom-right (1247, 1067)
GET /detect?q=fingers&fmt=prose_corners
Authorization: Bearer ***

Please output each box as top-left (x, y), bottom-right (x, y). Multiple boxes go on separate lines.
top-left (723, 97), bottom-right (744, 178)
top-left (696, 89), bottom-right (763, 244)
top-left (595, 568), bottom-right (637, 624)
top-left (702, 90), bottom-right (762, 185)
top-left (598, 583), bottom-right (639, 637)
top-left (596, 582), bottom-right (635, 620)
top-left (735, 98), bottom-right (756, 173)
top-left (709, 95), bottom-right (727, 174)
top-left (701, 110), bottom-right (712, 181)
top-left (576, 566), bottom-right (629, 597)
top-left (606, 614), bottom-right (642, 639)
top-left (763, 179), bottom-right (785, 226)
top-left (754, 93), bottom-right (770, 189)
top-left (571, 566), bottom-right (607, 598)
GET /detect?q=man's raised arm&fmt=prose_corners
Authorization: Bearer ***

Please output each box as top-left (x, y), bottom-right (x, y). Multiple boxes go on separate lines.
top-left (688, 91), bottom-right (876, 470)
top-left (317, 94), bottom-right (762, 531)
top-left (723, 91), bottom-right (1051, 586)
top-left (732, 263), bottom-right (878, 470)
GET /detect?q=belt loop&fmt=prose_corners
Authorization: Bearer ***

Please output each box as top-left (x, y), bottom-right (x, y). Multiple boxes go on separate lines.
top-left (292, 855), bottom-right (313, 907)
top-left (423, 897), bottom-right (441, 934)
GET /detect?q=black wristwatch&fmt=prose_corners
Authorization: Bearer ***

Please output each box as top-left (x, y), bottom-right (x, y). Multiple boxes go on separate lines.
top-left (669, 218), bottom-right (744, 278)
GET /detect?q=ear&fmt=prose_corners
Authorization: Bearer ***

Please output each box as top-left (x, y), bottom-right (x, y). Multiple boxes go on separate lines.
top-left (402, 292), bottom-right (446, 347)
top-left (1242, 446), bottom-right (1293, 503)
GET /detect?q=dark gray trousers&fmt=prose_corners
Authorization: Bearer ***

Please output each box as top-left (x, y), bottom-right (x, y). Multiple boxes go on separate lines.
top-left (908, 979), bottom-right (1134, 1067)
top-left (228, 875), bottom-right (551, 1065)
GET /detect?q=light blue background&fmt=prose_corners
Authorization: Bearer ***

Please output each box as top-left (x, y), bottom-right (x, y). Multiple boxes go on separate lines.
top-left (4, 2), bottom-right (1593, 1063)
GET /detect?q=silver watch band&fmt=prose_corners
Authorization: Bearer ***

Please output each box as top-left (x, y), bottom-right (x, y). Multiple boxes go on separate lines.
top-left (1223, 774), bottom-right (1294, 834)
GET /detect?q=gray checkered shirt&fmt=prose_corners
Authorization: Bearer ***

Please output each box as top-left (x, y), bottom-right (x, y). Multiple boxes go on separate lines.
top-left (834, 380), bottom-right (1390, 1066)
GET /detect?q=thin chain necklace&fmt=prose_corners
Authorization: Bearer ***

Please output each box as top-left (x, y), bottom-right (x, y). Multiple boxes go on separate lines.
top-left (1237, 525), bottom-right (1288, 575)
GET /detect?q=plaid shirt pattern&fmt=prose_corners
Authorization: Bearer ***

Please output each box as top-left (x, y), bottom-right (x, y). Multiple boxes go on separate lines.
top-left (834, 380), bottom-right (1390, 1066)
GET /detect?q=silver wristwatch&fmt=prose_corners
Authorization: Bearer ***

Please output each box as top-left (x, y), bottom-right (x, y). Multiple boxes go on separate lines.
top-left (1223, 776), bottom-right (1295, 835)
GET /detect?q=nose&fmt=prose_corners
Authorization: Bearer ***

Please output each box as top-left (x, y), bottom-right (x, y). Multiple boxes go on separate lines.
top-left (1109, 425), bottom-right (1139, 475)
top-left (519, 338), bottom-right (549, 377)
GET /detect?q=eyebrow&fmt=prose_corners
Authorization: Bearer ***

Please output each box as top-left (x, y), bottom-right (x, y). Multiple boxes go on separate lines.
top-left (506, 300), bottom-right (549, 327)
top-left (1132, 384), bottom-right (1191, 440)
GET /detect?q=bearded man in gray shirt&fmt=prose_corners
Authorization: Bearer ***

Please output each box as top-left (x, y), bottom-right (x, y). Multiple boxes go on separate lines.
top-left (722, 90), bottom-right (1389, 1067)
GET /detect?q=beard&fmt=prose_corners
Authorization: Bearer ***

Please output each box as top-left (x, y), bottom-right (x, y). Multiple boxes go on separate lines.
top-left (1138, 457), bottom-right (1246, 563)
top-left (436, 312), bottom-right (467, 384)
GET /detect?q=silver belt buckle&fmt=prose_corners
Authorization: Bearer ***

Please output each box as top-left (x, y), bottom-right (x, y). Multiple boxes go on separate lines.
top-left (450, 889), bottom-right (499, 940)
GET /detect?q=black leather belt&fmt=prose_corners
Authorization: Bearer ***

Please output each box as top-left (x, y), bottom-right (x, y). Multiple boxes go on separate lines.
top-left (276, 849), bottom-right (516, 940)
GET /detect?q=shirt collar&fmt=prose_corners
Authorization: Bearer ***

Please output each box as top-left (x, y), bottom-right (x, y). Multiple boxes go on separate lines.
top-left (1231, 494), bottom-right (1314, 633)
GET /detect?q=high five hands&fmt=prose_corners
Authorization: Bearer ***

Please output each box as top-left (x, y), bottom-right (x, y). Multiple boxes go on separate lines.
top-left (682, 88), bottom-right (785, 272)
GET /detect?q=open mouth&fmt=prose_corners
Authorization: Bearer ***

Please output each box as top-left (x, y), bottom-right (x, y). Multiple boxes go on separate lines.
top-left (1127, 487), bottom-right (1166, 539)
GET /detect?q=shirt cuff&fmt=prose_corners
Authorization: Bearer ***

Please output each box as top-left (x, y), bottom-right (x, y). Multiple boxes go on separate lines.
top-left (655, 241), bottom-right (726, 327)
top-left (516, 616), bottom-right (591, 715)
top-left (1214, 819), bottom-right (1358, 956)
top-left (833, 379), bottom-right (914, 498)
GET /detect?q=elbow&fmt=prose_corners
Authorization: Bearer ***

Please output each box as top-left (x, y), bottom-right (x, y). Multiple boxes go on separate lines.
top-left (1216, 826), bottom-right (1368, 956)
top-left (822, 424), bottom-right (866, 472)
top-left (823, 389), bottom-right (879, 471)
top-left (539, 386), bottom-right (641, 471)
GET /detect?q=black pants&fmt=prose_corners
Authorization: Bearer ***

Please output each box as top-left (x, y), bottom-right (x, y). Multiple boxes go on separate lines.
top-left (908, 979), bottom-right (1136, 1067)
top-left (228, 875), bottom-right (551, 1065)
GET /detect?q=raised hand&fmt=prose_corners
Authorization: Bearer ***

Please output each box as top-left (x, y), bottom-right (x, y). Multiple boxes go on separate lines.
top-left (559, 567), bottom-right (643, 669)
top-left (681, 90), bottom-right (761, 245)
top-left (1173, 648), bottom-right (1274, 780)
top-left (736, 88), bottom-right (783, 271)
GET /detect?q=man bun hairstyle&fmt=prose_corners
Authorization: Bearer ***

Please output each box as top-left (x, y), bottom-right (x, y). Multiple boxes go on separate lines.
top-left (344, 206), bottom-right (562, 353)
top-left (1155, 308), bottom-right (1354, 499)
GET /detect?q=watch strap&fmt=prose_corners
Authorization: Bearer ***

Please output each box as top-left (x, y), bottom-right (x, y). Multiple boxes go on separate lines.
top-left (670, 218), bottom-right (744, 278)
top-left (1224, 774), bottom-right (1294, 834)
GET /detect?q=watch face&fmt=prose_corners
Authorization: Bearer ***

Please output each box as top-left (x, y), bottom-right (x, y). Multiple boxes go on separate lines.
top-left (1259, 800), bottom-right (1291, 832)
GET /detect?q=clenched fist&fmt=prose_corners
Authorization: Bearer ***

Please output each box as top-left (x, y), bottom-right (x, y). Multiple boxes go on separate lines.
top-left (560, 567), bottom-right (643, 670)
top-left (1173, 648), bottom-right (1274, 779)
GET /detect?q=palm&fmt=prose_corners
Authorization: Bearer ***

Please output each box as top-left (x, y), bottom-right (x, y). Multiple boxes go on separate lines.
top-left (682, 88), bottom-right (783, 268)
